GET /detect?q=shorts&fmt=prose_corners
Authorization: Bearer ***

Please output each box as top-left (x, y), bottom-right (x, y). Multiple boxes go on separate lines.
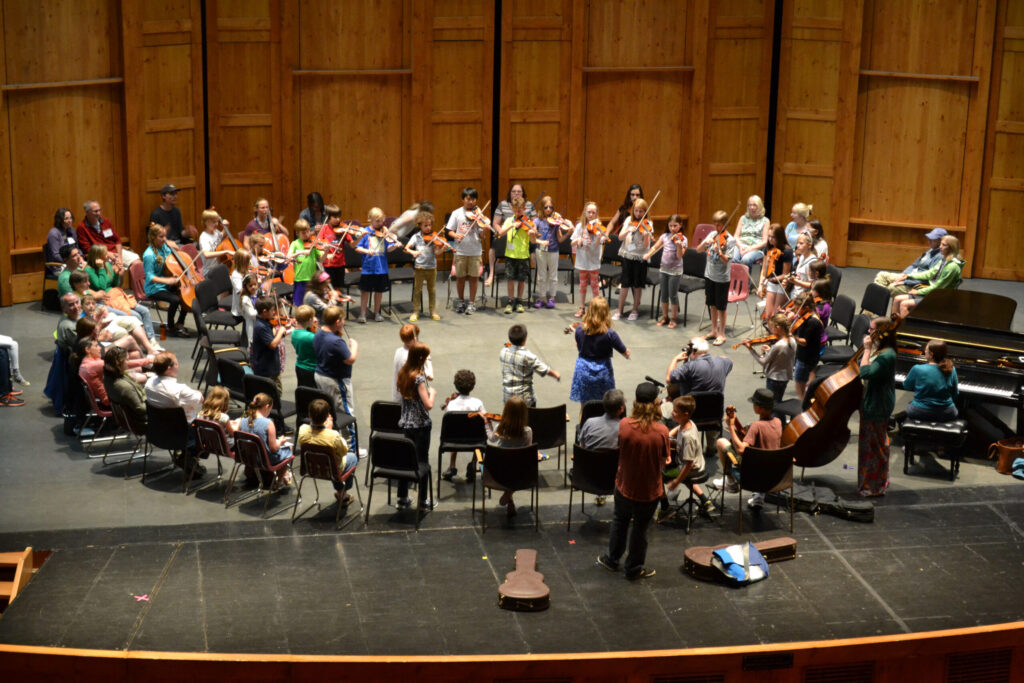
top-left (620, 258), bottom-right (648, 288)
top-left (705, 278), bottom-right (728, 310)
top-left (359, 273), bottom-right (389, 292)
top-left (454, 254), bottom-right (481, 279)
top-left (794, 357), bottom-right (817, 383)
top-left (505, 257), bottom-right (531, 282)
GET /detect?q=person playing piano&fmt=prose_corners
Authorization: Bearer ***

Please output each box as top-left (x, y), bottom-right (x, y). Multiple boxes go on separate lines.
top-left (902, 340), bottom-right (958, 422)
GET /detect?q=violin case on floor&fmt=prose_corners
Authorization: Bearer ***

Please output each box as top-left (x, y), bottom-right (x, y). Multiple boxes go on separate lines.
top-left (683, 537), bottom-right (797, 582)
top-left (765, 482), bottom-right (874, 523)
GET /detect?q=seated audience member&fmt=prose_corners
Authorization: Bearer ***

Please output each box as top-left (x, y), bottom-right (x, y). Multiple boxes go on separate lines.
top-left (902, 340), bottom-right (959, 422)
top-left (239, 392), bottom-right (293, 486)
top-left (665, 336), bottom-right (733, 396)
top-left (77, 199), bottom-right (139, 266)
top-left (487, 396), bottom-right (534, 516)
top-left (874, 228), bottom-right (947, 295)
top-left (891, 235), bottom-right (964, 318)
top-left (84, 243), bottom-right (158, 341)
top-left (659, 395), bottom-right (712, 521)
top-left (75, 316), bottom-right (144, 359)
top-left (102, 346), bottom-right (148, 427)
top-left (81, 294), bottom-right (160, 356)
top-left (77, 337), bottom-right (147, 408)
top-left (713, 388), bottom-right (782, 509)
top-left (145, 352), bottom-right (204, 474)
top-left (198, 385), bottom-right (238, 443)
top-left (47, 208), bottom-right (78, 277)
top-left (56, 293), bottom-right (82, 355)
top-left (297, 398), bottom-right (359, 505)
top-left (578, 388), bottom-right (627, 506)
top-left (57, 246), bottom-right (87, 297)
top-left (441, 369), bottom-right (490, 483)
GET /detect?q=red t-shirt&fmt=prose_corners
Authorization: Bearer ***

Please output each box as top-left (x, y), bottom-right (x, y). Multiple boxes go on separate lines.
top-left (743, 417), bottom-right (782, 450)
top-left (616, 418), bottom-right (670, 502)
top-left (318, 223), bottom-right (353, 268)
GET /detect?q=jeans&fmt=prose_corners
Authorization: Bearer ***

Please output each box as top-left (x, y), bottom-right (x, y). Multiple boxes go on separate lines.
top-left (906, 402), bottom-right (958, 422)
top-left (130, 303), bottom-right (156, 339)
top-left (607, 489), bottom-right (659, 577)
top-left (766, 378), bottom-right (788, 403)
top-left (732, 249), bottom-right (764, 270)
top-left (332, 452), bottom-right (360, 491)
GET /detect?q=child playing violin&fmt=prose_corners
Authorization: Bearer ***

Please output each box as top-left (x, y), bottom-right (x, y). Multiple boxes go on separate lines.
top-left (355, 207), bottom-right (402, 323)
top-left (696, 210), bottom-right (734, 345)
top-left (303, 270), bottom-right (348, 322)
top-left (290, 304), bottom-right (318, 388)
top-left (445, 187), bottom-right (486, 315)
top-left (644, 213), bottom-right (687, 328)
top-left (498, 197), bottom-right (537, 314)
top-left (743, 312), bottom-right (796, 402)
top-left (251, 296), bottom-right (292, 394)
top-left (614, 198), bottom-right (653, 321)
top-left (571, 201), bottom-right (606, 318)
top-left (288, 218), bottom-right (321, 309)
top-left (533, 196), bottom-right (573, 309)
top-left (790, 292), bottom-right (823, 400)
top-left (197, 209), bottom-right (233, 277)
top-left (757, 224), bottom-right (793, 321)
top-left (404, 211), bottom-right (446, 322)
top-left (317, 203), bottom-right (356, 289)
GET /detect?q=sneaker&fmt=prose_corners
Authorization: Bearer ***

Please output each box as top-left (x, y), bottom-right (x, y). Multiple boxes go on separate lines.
top-left (13, 374), bottom-right (30, 387)
top-left (396, 497), bottom-right (412, 510)
top-left (533, 299), bottom-right (544, 309)
top-left (596, 555), bottom-right (619, 572)
top-left (409, 313), bottom-right (419, 322)
top-left (627, 567), bottom-right (656, 580)
top-left (431, 313), bottom-right (441, 321)
top-left (656, 508), bottom-right (675, 523)
top-left (627, 311), bottom-right (638, 321)
top-left (546, 298), bottom-right (556, 309)
top-left (747, 493), bottom-right (765, 509)
top-left (611, 311), bottom-right (622, 321)
top-left (700, 498), bottom-right (717, 517)
top-left (75, 426), bottom-right (95, 437)
top-left (454, 299), bottom-right (465, 314)
top-left (0, 393), bottom-right (25, 407)
top-left (515, 302), bottom-right (525, 313)
top-left (358, 448), bottom-right (368, 459)
top-left (711, 477), bottom-right (739, 493)
top-left (357, 315), bottom-right (367, 324)
top-left (418, 500), bottom-right (437, 512)
top-left (441, 467), bottom-right (457, 482)
top-left (374, 313), bottom-right (384, 322)
top-left (465, 302), bottom-right (476, 315)
top-left (504, 302), bottom-right (514, 314)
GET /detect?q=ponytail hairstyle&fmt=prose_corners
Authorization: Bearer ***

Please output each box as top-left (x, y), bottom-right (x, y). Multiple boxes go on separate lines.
top-left (232, 248), bottom-right (251, 274)
top-left (200, 386), bottom-right (231, 419)
top-left (396, 342), bottom-right (431, 400)
top-left (243, 393), bottom-right (273, 423)
top-left (769, 312), bottom-right (790, 337)
top-left (811, 278), bottom-right (833, 303)
top-left (926, 339), bottom-right (954, 375)
top-left (495, 396), bottom-right (529, 441)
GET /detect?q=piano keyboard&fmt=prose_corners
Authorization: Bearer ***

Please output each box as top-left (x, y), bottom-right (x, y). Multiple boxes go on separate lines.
top-left (894, 372), bottom-right (1016, 400)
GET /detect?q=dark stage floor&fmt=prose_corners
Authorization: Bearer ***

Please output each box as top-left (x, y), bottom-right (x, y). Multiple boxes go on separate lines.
top-left (1, 480), bottom-right (1023, 655)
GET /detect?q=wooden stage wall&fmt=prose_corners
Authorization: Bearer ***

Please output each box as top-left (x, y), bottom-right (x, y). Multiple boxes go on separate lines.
top-left (0, 0), bottom-right (1021, 306)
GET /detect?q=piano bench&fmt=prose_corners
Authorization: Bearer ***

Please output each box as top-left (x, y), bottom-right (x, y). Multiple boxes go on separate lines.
top-left (900, 418), bottom-right (968, 481)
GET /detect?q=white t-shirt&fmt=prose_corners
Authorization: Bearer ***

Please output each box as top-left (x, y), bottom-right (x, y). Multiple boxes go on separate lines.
top-left (198, 229), bottom-right (222, 276)
top-left (445, 207), bottom-right (483, 257)
top-left (392, 345), bottom-right (435, 402)
top-left (572, 222), bottom-right (604, 271)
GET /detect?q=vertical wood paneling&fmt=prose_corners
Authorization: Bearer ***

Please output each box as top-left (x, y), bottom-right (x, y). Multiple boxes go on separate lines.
top-left (206, 0), bottom-right (279, 229)
top-left (772, 0), bottom-right (844, 257)
top-left (499, 0), bottom-right (572, 211)
top-left (976, 0), bottom-right (1024, 281)
top-left (123, 0), bottom-right (206, 249)
top-left (0, 0), bottom-right (126, 305)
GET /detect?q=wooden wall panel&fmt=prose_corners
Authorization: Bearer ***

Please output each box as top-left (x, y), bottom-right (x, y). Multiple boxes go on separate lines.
top-left (772, 0), bottom-right (844, 258)
top-left (842, 0), bottom-right (997, 272)
top-left (206, 0), bottom-right (279, 231)
top-left (976, 0), bottom-right (1024, 281)
top-left (498, 0), bottom-right (572, 213)
top-left (0, 0), bottom-right (126, 305)
top-left (122, 0), bottom-right (206, 249)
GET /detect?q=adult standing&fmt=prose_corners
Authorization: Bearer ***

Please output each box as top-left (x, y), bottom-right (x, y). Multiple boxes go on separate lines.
top-left (596, 382), bottom-right (669, 580)
top-left (149, 184), bottom-right (196, 245)
top-left (857, 317), bottom-right (898, 497)
top-left (605, 184), bottom-right (644, 237)
top-left (569, 297), bottom-right (631, 408)
top-left (731, 195), bottom-right (770, 270)
top-left (873, 228), bottom-right (947, 295)
top-left (46, 208), bottom-right (78, 277)
top-left (313, 305), bottom-right (359, 450)
top-left (77, 200), bottom-right (139, 267)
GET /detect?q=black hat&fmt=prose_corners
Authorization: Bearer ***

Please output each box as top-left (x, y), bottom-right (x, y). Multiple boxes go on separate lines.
top-left (635, 382), bottom-right (659, 404)
top-left (160, 184), bottom-right (179, 195)
top-left (748, 388), bottom-right (775, 410)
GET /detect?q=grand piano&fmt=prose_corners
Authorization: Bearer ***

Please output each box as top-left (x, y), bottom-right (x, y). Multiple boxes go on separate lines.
top-left (895, 289), bottom-right (1024, 434)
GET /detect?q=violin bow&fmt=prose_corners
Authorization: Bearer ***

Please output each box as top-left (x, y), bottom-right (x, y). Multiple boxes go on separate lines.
top-left (634, 189), bottom-right (661, 232)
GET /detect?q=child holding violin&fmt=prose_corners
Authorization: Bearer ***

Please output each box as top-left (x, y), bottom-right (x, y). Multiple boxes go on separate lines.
top-left (303, 270), bottom-right (348, 322)
top-left (404, 211), bottom-right (446, 322)
top-left (440, 369), bottom-right (491, 483)
top-left (141, 224), bottom-right (192, 337)
top-left (355, 207), bottom-right (401, 323)
top-left (757, 224), bottom-right (793, 321)
top-left (571, 201), bottom-right (606, 318)
top-left (317, 204), bottom-right (357, 290)
top-left (197, 209), bottom-right (234, 277)
top-left (498, 197), bottom-right (536, 314)
top-left (712, 389), bottom-right (782, 508)
top-left (533, 196), bottom-right (573, 309)
top-left (613, 199), bottom-right (653, 321)
top-left (250, 296), bottom-right (292, 393)
top-left (644, 213), bottom-right (687, 328)
top-left (696, 210), bottom-right (734, 345)
top-left (288, 218), bottom-right (322, 309)
top-left (790, 292), bottom-right (823, 401)
top-left (741, 312), bottom-right (796, 403)
top-left (446, 187), bottom-right (487, 315)
top-left (290, 304), bottom-right (319, 388)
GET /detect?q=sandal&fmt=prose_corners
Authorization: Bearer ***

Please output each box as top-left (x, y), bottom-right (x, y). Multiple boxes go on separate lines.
top-left (712, 336), bottom-right (726, 346)
top-left (704, 332), bottom-right (717, 340)
top-left (667, 318), bottom-right (677, 329)
top-left (574, 307), bottom-right (584, 318)
top-left (656, 316), bottom-right (667, 327)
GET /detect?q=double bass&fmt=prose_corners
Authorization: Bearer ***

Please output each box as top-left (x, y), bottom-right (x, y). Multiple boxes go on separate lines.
top-left (781, 314), bottom-right (901, 469)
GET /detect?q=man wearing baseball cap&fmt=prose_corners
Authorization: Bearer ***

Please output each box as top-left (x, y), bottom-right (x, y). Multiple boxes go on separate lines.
top-left (150, 184), bottom-right (197, 244)
top-left (873, 227), bottom-right (948, 295)
top-left (712, 388), bottom-right (782, 509)
top-left (596, 382), bottom-right (670, 580)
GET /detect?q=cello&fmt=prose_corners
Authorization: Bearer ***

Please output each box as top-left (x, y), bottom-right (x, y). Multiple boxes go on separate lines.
top-left (781, 314), bottom-right (901, 469)
top-left (267, 213), bottom-right (294, 285)
top-left (210, 208), bottom-right (239, 268)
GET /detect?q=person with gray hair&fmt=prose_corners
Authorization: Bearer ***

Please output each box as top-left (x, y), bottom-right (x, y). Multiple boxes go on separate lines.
top-left (75, 200), bottom-right (140, 267)
top-left (665, 336), bottom-right (733, 396)
top-left (579, 388), bottom-right (626, 451)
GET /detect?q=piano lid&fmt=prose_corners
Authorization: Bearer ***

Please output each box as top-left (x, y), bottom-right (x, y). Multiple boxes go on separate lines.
top-left (908, 289), bottom-right (1017, 332)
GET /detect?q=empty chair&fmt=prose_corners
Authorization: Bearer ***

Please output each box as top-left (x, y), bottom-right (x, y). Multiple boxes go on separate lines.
top-left (366, 400), bottom-right (402, 484)
top-left (230, 430), bottom-right (296, 517)
top-left (216, 356), bottom-right (249, 406)
top-left (528, 404), bottom-right (568, 484)
top-left (726, 263), bottom-right (755, 332)
top-left (825, 294), bottom-right (856, 345)
top-left (436, 411), bottom-right (489, 498)
top-left (690, 391), bottom-right (725, 452)
top-left (365, 433), bottom-right (433, 530)
top-left (473, 442), bottom-right (540, 533)
top-left (820, 314), bottom-right (870, 365)
top-left (291, 441), bottom-right (363, 528)
top-left (825, 263), bottom-right (842, 297)
top-left (860, 282), bottom-right (891, 318)
top-left (567, 445), bottom-right (618, 529)
top-left (677, 248), bottom-right (707, 325)
top-left (724, 443), bottom-right (795, 533)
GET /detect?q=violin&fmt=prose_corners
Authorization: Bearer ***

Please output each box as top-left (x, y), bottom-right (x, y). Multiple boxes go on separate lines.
top-left (469, 410), bottom-right (503, 422)
top-left (466, 201), bottom-right (493, 231)
top-left (441, 392), bottom-right (459, 410)
top-left (732, 334), bottom-right (779, 350)
top-left (724, 405), bottom-right (747, 439)
top-left (585, 218), bottom-right (606, 236)
top-left (266, 213), bottom-right (294, 285)
top-left (634, 217), bottom-right (654, 235)
top-left (564, 321), bottom-right (581, 335)
top-left (422, 232), bottom-right (456, 253)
